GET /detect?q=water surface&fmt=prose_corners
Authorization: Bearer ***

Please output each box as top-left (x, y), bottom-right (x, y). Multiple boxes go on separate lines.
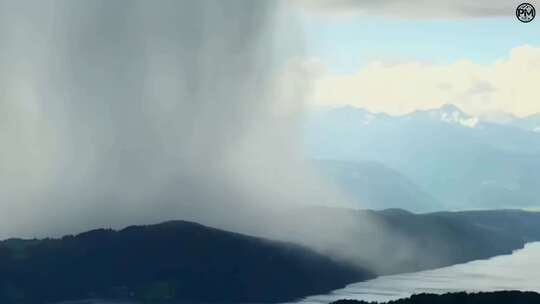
top-left (298, 242), bottom-right (540, 303)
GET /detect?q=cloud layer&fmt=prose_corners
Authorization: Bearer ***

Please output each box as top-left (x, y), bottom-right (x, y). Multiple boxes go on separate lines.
top-left (309, 45), bottom-right (540, 116)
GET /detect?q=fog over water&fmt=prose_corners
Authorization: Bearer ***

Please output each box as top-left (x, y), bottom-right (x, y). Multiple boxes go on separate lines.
top-left (298, 242), bottom-right (540, 303)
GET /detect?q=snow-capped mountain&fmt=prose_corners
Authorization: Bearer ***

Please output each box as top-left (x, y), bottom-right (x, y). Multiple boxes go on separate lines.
top-left (305, 104), bottom-right (540, 211)
top-left (408, 104), bottom-right (479, 128)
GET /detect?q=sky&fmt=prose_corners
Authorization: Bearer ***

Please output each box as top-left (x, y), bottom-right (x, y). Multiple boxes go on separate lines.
top-left (0, 0), bottom-right (538, 241)
top-left (295, 0), bottom-right (540, 116)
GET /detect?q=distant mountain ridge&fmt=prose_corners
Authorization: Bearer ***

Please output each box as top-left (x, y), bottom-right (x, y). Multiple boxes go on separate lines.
top-left (269, 207), bottom-right (533, 275)
top-left (313, 160), bottom-right (439, 212)
top-left (480, 111), bottom-right (540, 133)
top-left (510, 113), bottom-right (540, 133)
top-left (407, 104), bottom-right (479, 128)
top-left (305, 104), bottom-right (540, 210)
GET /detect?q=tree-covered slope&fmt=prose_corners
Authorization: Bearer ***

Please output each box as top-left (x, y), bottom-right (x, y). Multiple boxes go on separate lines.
top-left (331, 291), bottom-right (540, 304)
top-left (0, 221), bottom-right (373, 304)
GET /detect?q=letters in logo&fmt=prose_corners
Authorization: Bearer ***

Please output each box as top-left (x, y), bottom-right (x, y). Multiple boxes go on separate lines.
top-left (516, 3), bottom-right (536, 23)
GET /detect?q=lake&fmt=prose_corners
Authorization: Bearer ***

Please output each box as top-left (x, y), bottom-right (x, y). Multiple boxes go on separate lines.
top-left (297, 242), bottom-right (540, 303)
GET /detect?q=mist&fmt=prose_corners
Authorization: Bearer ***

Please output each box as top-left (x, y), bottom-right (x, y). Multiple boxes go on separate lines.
top-left (2, 2), bottom-right (529, 290)
top-left (0, 0), bottom-right (357, 239)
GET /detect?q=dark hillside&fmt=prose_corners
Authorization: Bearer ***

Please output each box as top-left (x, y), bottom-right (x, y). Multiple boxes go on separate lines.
top-left (0, 221), bottom-right (373, 304)
top-left (331, 291), bottom-right (540, 304)
top-left (269, 207), bottom-right (526, 275)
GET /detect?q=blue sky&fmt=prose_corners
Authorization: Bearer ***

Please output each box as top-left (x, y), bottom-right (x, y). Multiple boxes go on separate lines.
top-left (296, 6), bottom-right (540, 116)
top-left (300, 13), bottom-right (540, 73)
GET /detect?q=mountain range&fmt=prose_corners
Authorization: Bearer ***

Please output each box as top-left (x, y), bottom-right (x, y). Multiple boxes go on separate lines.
top-left (305, 104), bottom-right (540, 211)
top-left (264, 207), bottom-right (538, 275)
top-left (313, 160), bottom-right (438, 212)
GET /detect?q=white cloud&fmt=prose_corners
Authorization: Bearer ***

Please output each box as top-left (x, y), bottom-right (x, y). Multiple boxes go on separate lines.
top-left (309, 45), bottom-right (540, 116)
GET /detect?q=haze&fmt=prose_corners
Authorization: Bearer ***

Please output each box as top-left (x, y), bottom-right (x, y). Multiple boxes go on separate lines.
top-left (0, 0), bottom-right (349, 239)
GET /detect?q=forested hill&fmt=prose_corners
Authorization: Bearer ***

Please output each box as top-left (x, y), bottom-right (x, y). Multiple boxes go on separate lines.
top-left (331, 291), bottom-right (540, 304)
top-left (2, 209), bottom-right (540, 303)
top-left (0, 220), bottom-right (373, 304)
